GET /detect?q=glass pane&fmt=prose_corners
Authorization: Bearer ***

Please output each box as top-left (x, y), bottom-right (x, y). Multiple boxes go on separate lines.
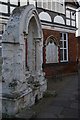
top-left (0, 4), bottom-right (8, 13)
top-left (29, 0), bottom-right (36, 6)
top-left (60, 33), bottom-right (62, 40)
top-left (60, 49), bottom-right (63, 60)
top-left (64, 41), bottom-right (66, 48)
top-left (56, 2), bottom-right (59, 12)
top-left (66, 19), bottom-right (70, 25)
top-left (0, 0), bottom-right (8, 2)
top-left (0, 36), bottom-right (2, 40)
top-left (66, 10), bottom-right (70, 18)
top-left (10, 0), bottom-right (18, 5)
top-left (60, 41), bottom-right (63, 48)
top-left (64, 49), bottom-right (67, 60)
top-left (71, 11), bottom-right (75, 20)
top-left (48, 0), bottom-right (51, 10)
top-left (72, 20), bottom-right (75, 27)
top-left (64, 33), bottom-right (66, 40)
top-left (59, 3), bottom-right (63, 13)
top-left (37, 1), bottom-right (42, 7)
top-left (52, 1), bottom-right (55, 11)
top-left (43, 2), bottom-right (46, 8)
top-left (20, 0), bottom-right (27, 6)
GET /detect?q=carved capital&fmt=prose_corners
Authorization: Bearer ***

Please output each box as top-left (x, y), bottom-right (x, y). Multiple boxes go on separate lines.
top-left (23, 31), bottom-right (27, 40)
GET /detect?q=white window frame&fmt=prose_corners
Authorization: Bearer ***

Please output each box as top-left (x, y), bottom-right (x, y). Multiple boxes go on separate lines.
top-left (36, 0), bottom-right (65, 13)
top-left (60, 32), bottom-right (68, 62)
top-left (41, 0), bottom-right (43, 8)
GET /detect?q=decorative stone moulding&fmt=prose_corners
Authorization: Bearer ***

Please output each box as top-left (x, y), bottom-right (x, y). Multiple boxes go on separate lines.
top-left (2, 5), bottom-right (47, 117)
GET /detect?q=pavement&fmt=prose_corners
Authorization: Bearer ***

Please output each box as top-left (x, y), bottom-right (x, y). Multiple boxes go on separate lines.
top-left (15, 73), bottom-right (79, 119)
top-left (36, 73), bottom-right (79, 119)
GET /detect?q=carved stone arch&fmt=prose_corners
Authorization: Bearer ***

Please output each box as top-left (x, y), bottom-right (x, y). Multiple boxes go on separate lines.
top-left (2, 5), bottom-right (47, 116)
top-left (2, 5), bottom-right (43, 82)
top-left (17, 5), bottom-right (43, 45)
top-left (45, 35), bottom-right (59, 63)
top-left (45, 35), bottom-right (59, 46)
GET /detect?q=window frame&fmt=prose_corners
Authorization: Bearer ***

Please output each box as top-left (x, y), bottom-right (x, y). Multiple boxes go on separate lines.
top-left (60, 32), bottom-right (68, 62)
top-left (66, 8), bottom-right (76, 27)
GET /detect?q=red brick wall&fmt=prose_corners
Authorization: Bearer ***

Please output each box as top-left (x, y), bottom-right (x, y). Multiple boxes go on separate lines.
top-left (68, 33), bottom-right (78, 62)
top-left (42, 29), bottom-right (78, 77)
top-left (43, 63), bottom-right (78, 77)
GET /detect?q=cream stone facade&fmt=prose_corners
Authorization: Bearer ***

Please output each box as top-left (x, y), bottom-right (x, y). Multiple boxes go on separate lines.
top-left (1, 5), bottom-right (47, 117)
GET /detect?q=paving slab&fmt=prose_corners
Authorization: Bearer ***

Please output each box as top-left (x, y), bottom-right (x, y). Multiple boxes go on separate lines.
top-left (60, 108), bottom-right (79, 118)
top-left (15, 73), bottom-right (79, 119)
top-left (37, 113), bottom-right (57, 118)
top-left (35, 73), bottom-right (79, 118)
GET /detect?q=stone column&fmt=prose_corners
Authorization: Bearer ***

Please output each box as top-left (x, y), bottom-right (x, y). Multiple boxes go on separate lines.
top-left (24, 32), bottom-right (27, 70)
top-left (35, 38), bottom-right (42, 73)
top-left (24, 33), bottom-right (30, 80)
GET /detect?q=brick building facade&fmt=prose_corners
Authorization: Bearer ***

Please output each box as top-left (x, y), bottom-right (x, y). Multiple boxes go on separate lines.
top-left (0, 0), bottom-right (79, 78)
top-left (37, 1), bottom-right (79, 77)
top-left (1, 0), bottom-right (80, 117)
top-left (42, 29), bottom-right (78, 77)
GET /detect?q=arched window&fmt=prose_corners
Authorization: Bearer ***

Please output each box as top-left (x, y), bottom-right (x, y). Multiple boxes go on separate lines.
top-left (39, 12), bottom-right (52, 22)
top-left (54, 15), bottom-right (65, 24)
top-left (46, 35), bottom-right (58, 63)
